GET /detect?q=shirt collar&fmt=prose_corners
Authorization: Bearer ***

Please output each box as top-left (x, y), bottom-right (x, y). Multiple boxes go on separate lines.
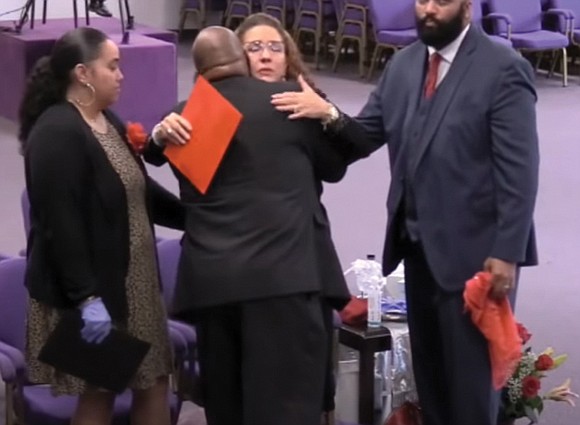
top-left (427, 24), bottom-right (470, 64)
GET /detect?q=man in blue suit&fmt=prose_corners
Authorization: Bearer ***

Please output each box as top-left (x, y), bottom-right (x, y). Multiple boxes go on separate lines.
top-left (273, 1), bottom-right (539, 424)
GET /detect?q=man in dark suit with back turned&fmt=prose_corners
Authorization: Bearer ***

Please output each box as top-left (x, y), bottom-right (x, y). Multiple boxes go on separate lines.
top-left (273, 0), bottom-right (539, 424)
top-left (145, 26), bottom-right (349, 425)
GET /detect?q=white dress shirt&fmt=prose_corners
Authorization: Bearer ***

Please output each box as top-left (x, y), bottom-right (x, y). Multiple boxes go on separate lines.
top-left (427, 24), bottom-right (471, 87)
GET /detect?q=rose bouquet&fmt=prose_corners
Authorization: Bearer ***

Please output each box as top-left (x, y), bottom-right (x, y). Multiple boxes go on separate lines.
top-left (499, 323), bottom-right (578, 424)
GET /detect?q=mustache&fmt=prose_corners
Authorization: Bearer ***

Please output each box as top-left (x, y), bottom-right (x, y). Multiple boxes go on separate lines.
top-left (419, 16), bottom-right (441, 26)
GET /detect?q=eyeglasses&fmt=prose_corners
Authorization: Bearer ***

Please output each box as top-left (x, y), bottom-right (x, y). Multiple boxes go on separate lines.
top-left (243, 40), bottom-right (285, 54)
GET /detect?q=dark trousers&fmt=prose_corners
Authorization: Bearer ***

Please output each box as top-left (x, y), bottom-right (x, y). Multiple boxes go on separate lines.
top-left (321, 301), bottom-right (336, 413)
top-left (404, 242), bottom-right (499, 425)
top-left (196, 293), bottom-right (327, 425)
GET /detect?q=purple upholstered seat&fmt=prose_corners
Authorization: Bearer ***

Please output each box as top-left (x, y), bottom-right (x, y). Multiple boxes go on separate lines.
top-left (367, 0), bottom-right (417, 79)
top-left (487, 0), bottom-right (569, 86)
top-left (0, 257), bottom-right (184, 424)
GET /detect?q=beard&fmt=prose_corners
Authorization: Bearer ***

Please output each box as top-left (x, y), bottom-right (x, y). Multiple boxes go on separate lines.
top-left (416, 5), bottom-right (466, 50)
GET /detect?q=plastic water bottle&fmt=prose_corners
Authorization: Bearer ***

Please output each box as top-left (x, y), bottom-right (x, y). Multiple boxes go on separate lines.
top-left (345, 255), bottom-right (385, 327)
top-left (366, 280), bottom-right (382, 328)
top-left (366, 254), bottom-right (382, 327)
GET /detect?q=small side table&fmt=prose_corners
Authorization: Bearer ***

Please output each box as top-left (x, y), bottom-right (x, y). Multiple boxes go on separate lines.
top-left (338, 324), bottom-right (391, 425)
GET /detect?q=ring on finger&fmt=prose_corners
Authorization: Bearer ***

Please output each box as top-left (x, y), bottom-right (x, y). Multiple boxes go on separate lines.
top-left (166, 127), bottom-right (173, 135)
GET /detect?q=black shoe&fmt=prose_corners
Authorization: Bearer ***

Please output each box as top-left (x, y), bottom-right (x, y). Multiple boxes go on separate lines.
top-left (89, 3), bottom-right (112, 17)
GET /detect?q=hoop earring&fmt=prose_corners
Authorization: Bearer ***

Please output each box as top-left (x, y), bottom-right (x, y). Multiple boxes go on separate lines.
top-left (74, 82), bottom-right (96, 107)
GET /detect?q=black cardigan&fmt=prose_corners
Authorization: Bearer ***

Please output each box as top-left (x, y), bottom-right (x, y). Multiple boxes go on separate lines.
top-left (24, 102), bottom-right (185, 322)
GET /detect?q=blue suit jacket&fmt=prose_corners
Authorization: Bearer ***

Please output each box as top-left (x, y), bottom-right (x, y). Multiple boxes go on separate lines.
top-left (352, 26), bottom-right (539, 290)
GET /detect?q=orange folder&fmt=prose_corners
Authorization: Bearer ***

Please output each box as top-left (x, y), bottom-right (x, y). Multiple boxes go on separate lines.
top-left (164, 76), bottom-right (243, 194)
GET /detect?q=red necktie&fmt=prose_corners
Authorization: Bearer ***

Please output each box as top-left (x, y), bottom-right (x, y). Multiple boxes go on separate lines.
top-left (424, 53), bottom-right (442, 99)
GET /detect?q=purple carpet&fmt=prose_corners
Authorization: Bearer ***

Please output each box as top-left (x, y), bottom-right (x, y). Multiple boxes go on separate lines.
top-left (0, 18), bottom-right (177, 130)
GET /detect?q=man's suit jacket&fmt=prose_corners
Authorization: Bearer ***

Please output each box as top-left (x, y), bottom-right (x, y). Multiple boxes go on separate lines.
top-left (145, 76), bottom-right (350, 316)
top-left (351, 26), bottom-right (539, 291)
top-left (24, 103), bottom-right (184, 322)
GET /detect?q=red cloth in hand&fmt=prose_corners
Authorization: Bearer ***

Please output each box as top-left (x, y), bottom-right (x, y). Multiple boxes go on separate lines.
top-left (384, 401), bottom-right (422, 425)
top-left (463, 271), bottom-right (522, 390)
top-left (338, 295), bottom-right (367, 326)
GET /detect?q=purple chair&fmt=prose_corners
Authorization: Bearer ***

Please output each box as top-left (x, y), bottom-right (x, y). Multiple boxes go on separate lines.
top-left (0, 350), bottom-right (18, 425)
top-left (225, 0), bottom-right (260, 27)
top-left (366, 0), bottom-right (418, 80)
top-left (471, 0), bottom-right (513, 48)
top-left (263, 0), bottom-right (296, 29)
top-left (293, 0), bottom-right (338, 68)
top-left (156, 239), bottom-right (197, 347)
top-left (157, 239), bottom-right (182, 309)
top-left (179, 0), bottom-right (207, 37)
top-left (487, 0), bottom-right (570, 86)
top-left (332, 0), bottom-right (369, 77)
top-left (547, 0), bottom-right (579, 44)
top-left (0, 257), bottom-right (184, 425)
top-left (156, 238), bottom-right (201, 402)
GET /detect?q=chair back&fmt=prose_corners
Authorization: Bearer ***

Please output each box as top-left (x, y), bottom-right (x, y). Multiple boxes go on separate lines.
top-left (340, 0), bottom-right (368, 23)
top-left (549, 0), bottom-right (580, 30)
top-left (156, 239), bottom-right (182, 309)
top-left (296, 0), bottom-right (336, 18)
top-left (368, 0), bottom-right (415, 31)
top-left (0, 257), bottom-right (27, 352)
top-left (487, 0), bottom-right (543, 33)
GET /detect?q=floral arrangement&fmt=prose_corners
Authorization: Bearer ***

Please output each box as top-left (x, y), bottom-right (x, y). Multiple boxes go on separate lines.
top-left (500, 323), bottom-right (578, 424)
top-left (126, 121), bottom-right (148, 155)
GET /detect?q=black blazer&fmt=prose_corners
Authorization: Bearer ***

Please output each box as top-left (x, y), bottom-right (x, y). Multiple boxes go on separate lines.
top-left (24, 102), bottom-right (185, 322)
top-left (145, 76), bottom-right (350, 316)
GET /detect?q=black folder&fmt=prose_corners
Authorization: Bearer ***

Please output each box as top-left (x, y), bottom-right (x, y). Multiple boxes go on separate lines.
top-left (38, 310), bottom-right (151, 393)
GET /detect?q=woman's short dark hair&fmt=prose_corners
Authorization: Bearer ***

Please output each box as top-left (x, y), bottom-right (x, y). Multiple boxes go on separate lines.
top-left (18, 27), bottom-right (108, 148)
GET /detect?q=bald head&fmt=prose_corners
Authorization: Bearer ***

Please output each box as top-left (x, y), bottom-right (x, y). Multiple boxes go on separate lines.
top-left (192, 26), bottom-right (249, 81)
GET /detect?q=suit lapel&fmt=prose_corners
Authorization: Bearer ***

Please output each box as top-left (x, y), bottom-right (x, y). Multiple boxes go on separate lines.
top-left (406, 44), bottom-right (428, 118)
top-left (409, 26), bottom-right (480, 176)
top-left (397, 44), bottom-right (428, 173)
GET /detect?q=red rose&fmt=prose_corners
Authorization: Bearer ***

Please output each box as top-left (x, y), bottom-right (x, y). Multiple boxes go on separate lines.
top-left (535, 354), bottom-right (554, 371)
top-left (522, 376), bottom-right (541, 398)
top-left (517, 323), bottom-right (532, 345)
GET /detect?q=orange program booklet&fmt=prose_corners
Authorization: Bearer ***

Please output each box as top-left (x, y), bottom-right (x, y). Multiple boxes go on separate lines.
top-left (164, 76), bottom-right (243, 194)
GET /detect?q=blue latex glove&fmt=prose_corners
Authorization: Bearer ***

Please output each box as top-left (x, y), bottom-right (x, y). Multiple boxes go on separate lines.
top-left (80, 298), bottom-right (112, 344)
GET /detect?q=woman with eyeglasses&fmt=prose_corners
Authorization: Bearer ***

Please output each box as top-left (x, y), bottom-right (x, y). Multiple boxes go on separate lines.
top-left (235, 13), bottom-right (352, 425)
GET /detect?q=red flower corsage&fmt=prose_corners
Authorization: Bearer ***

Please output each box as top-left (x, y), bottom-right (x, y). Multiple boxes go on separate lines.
top-left (126, 121), bottom-right (147, 155)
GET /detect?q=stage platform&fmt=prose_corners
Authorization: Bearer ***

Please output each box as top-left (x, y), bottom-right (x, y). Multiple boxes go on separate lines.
top-left (0, 17), bottom-right (177, 131)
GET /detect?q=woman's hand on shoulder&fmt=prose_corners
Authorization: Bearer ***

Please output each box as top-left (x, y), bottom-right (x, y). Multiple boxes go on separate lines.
top-left (271, 75), bottom-right (333, 120)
